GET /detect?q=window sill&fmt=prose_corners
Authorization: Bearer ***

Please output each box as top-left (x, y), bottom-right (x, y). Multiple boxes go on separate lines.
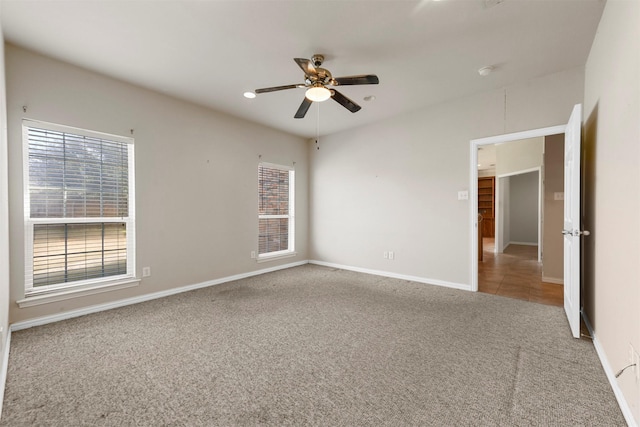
top-left (16, 278), bottom-right (141, 308)
top-left (257, 251), bottom-right (298, 263)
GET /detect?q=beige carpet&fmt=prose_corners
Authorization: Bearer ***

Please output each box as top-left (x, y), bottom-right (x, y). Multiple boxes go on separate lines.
top-left (0, 265), bottom-right (625, 426)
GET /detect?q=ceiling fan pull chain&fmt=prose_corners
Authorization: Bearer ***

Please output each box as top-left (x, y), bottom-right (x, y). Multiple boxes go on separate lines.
top-left (316, 102), bottom-right (321, 150)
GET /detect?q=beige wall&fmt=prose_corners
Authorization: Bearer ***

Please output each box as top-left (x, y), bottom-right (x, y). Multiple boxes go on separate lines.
top-left (310, 67), bottom-right (584, 286)
top-left (497, 176), bottom-right (510, 252)
top-left (5, 45), bottom-right (309, 324)
top-left (495, 137), bottom-right (543, 177)
top-left (583, 0), bottom-right (640, 422)
top-left (0, 9), bottom-right (10, 358)
top-left (508, 171), bottom-right (538, 245)
top-left (542, 134), bottom-right (564, 282)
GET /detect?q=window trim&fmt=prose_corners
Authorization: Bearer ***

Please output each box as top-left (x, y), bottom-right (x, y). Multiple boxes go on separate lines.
top-left (16, 277), bottom-right (140, 308)
top-left (257, 162), bottom-right (295, 261)
top-left (22, 119), bottom-right (136, 297)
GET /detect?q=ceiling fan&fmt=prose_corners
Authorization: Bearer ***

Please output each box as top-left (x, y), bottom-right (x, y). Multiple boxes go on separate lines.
top-left (254, 54), bottom-right (379, 119)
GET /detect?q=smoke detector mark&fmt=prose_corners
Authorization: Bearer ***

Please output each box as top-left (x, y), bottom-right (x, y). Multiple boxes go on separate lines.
top-left (483, 0), bottom-right (505, 9)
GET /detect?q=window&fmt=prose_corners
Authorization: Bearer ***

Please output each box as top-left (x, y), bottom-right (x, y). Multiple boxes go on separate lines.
top-left (258, 162), bottom-right (295, 259)
top-left (23, 120), bottom-right (135, 295)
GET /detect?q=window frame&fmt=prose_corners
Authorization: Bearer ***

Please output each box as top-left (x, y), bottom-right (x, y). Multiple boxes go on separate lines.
top-left (257, 162), bottom-right (295, 261)
top-left (22, 119), bottom-right (136, 296)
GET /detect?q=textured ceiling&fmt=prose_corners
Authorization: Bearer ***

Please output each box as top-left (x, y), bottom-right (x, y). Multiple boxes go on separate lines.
top-left (1, 0), bottom-right (605, 138)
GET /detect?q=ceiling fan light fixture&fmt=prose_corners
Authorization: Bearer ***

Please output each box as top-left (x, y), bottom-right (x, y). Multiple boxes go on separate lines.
top-left (305, 85), bottom-right (331, 102)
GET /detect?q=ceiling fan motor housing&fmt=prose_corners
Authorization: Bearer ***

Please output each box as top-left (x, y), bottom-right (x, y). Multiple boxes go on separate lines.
top-left (306, 68), bottom-right (333, 86)
top-left (311, 54), bottom-right (325, 67)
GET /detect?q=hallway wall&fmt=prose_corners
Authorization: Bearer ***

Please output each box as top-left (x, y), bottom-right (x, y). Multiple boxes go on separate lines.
top-left (508, 171), bottom-right (538, 245)
top-left (583, 0), bottom-right (640, 422)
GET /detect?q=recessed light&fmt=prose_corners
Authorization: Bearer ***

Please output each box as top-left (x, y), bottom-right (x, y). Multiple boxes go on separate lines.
top-left (243, 91), bottom-right (256, 99)
top-left (478, 66), bottom-right (494, 77)
top-left (364, 95), bottom-right (376, 102)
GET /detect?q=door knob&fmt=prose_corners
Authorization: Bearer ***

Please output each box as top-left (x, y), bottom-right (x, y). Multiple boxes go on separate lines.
top-left (562, 229), bottom-right (591, 236)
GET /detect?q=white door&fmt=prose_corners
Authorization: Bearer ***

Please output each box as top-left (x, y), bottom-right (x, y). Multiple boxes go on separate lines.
top-left (563, 104), bottom-right (583, 338)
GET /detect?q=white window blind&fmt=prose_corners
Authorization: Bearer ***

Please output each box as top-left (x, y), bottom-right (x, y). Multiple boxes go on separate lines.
top-left (258, 163), bottom-right (294, 257)
top-left (23, 120), bottom-right (135, 293)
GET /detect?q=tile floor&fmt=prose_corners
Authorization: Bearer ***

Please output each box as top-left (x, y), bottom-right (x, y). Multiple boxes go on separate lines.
top-left (478, 238), bottom-right (563, 307)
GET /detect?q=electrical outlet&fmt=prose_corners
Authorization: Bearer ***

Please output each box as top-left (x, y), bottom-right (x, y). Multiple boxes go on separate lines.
top-left (389, 251), bottom-right (395, 260)
top-left (383, 251), bottom-right (388, 259)
top-left (142, 267), bottom-right (151, 277)
top-left (250, 251), bottom-right (256, 259)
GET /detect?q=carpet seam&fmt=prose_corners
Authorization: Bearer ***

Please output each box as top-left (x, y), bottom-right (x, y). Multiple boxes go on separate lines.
top-left (505, 345), bottom-right (522, 423)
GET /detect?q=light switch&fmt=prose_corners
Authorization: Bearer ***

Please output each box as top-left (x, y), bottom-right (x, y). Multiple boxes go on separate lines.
top-left (554, 192), bottom-right (564, 201)
top-left (458, 191), bottom-right (469, 200)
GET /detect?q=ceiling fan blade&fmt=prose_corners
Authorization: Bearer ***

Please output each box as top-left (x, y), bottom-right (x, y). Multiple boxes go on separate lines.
top-left (255, 84), bottom-right (301, 94)
top-left (331, 90), bottom-right (361, 113)
top-left (294, 97), bottom-right (313, 119)
top-left (333, 75), bottom-right (379, 85)
top-left (294, 58), bottom-right (317, 76)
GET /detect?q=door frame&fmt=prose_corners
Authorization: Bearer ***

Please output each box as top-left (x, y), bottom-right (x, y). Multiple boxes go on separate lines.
top-left (470, 125), bottom-right (565, 292)
top-left (495, 166), bottom-right (542, 261)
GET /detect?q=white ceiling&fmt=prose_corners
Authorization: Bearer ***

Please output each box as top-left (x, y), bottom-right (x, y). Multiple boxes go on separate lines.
top-left (1, 0), bottom-right (605, 139)
top-left (478, 144), bottom-right (496, 172)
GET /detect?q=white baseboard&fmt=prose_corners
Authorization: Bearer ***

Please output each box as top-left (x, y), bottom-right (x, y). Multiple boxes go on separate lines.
top-left (0, 328), bottom-right (11, 421)
top-left (582, 312), bottom-right (637, 427)
top-left (11, 260), bottom-right (309, 332)
top-left (541, 276), bottom-right (564, 285)
top-left (508, 241), bottom-right (538, 246)
top-left (309, 260), bottom-right (470, 291)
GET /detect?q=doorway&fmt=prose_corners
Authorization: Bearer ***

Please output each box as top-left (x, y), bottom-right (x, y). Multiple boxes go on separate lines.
top-left (470, 104), bottom-right (583, 337)
top-left (476, 139), bottom-right (559, 305)
top-left (496, 168), bottom-right (542, 259)
top-left (469, 125), bottom-right (566, 294)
